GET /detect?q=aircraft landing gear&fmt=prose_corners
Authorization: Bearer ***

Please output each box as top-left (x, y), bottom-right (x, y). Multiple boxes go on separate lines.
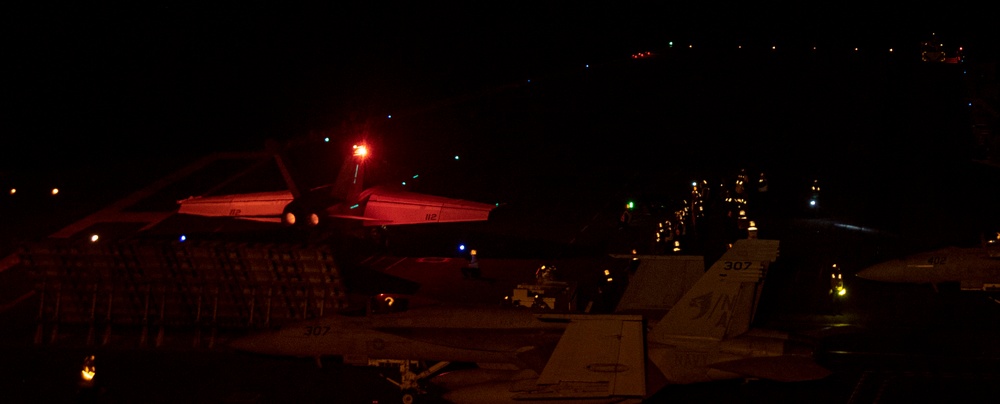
top-left (368, 359), bottom-right (451, 404)
top-left (369, 225), bottom-right (389, 250)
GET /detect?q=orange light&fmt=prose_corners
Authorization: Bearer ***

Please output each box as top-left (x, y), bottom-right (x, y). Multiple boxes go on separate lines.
top-left (80, 355), bottom-right (96, 383)
top-left (353, 145), bottom-right (368, 158)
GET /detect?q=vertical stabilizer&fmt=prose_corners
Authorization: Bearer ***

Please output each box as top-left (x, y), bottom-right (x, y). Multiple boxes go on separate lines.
top-left (273, 151), bottom-right (302, 199)
top-left (650, 239), bottom-right (779, 343)
top-left (330, 144), bottom-right (368, 205)
top-left (613, 255), bottom-right (705, 319)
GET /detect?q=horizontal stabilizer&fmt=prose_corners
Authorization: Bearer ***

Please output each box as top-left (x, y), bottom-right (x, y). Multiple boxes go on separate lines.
top-left (709, 355), bottom-right (832, 382)
top-left (177, 191), bottom-right (291, 219)
top-left (522, 315), bottom-right (645, 399)
top-left (359, 187), bottom-right (496, 226)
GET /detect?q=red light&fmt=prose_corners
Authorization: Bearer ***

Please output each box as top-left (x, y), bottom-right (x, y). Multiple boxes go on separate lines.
top-left (353, 145), bottom-right (368, 158)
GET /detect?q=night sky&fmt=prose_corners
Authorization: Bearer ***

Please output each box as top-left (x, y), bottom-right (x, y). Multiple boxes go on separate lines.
top-left (3, 3), bottom-right (996, 187)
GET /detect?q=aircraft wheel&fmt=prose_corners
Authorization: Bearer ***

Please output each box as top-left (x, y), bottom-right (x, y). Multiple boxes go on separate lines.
top-left (401, 390), bottom-right (417, 404)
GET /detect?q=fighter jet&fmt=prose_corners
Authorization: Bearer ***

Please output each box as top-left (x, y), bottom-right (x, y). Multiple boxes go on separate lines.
top-left (856, 240), bottom-right (1000, 292)
top-left (229, 239), bottom-right (830, 403)
top-left (176, 140), bottom-right (496, 232)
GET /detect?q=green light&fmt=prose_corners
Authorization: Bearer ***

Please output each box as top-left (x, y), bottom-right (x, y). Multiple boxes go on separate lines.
top-left (627, 201), bottom-right (635, 210)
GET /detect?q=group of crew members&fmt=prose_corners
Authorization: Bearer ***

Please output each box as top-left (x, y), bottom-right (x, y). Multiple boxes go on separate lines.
top-left (620, 168), bottom-right (771, 254)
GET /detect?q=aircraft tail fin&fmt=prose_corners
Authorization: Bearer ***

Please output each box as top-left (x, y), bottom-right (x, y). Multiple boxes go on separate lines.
top-left (273, 151), bottom-right (302, 199)
top-left (649, 239), bottom-right (779, 343)
top-left (266, 139), bottom-right (306, 199)
top-left (612, 255), bottom-right (705, 319)
top-left (267, 139), bottom-right (368, 205)
top-left (330, 144), bottom-right (369, 205)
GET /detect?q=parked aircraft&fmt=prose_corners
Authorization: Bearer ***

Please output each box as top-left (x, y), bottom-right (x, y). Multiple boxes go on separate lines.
top-left (176, 141), bottom-right (497, 232)
top-left (230, 238), bottom-right (830, 403)
top-left (856, 238), bottom-right (1000, 292)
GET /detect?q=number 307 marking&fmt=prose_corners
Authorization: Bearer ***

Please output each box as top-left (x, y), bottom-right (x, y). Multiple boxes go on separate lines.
top-left (724, 261), bottom-right (753, 270)
top-left (304, 326), bottom-right (330, 336)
